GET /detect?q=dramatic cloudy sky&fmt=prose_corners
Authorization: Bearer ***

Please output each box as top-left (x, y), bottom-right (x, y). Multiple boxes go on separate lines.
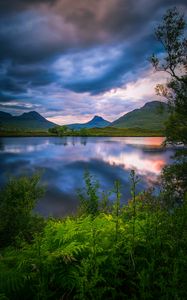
top-left (0, 0), bottom-right (186, 124)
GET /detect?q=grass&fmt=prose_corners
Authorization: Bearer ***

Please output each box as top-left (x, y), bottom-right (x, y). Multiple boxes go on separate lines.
top-left (0, 131), bottom-right (55, 137)
top-left (0, 127), bottom-right (164, 137)
top-left (76, 127), bottom-right (164, 137)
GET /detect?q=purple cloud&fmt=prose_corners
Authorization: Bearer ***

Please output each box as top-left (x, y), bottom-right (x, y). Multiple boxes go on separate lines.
top-left (0, 0), bottom-right (186, 122)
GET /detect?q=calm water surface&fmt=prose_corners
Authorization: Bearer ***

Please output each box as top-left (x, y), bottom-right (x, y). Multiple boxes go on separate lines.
top-left (0, 137), bottom-right (175, 217)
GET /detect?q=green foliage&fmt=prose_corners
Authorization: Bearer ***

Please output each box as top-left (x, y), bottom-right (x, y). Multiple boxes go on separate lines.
top-left (165, 112), bottom-right (187, 144)
top-left (48, 125), bottom-right (70, 136)
top-left (0, 130), bottom-right (56, 137)
top-left (150, 7), bottom-right (187, 144)
top-left (78, 171), bottom-right (100, 216)
top-left (150, 7), bottom-right (186, 78)
top-left (0, 174), bottom-right (45, 247)
top-left (150, 7), bottom-right (187, 207)
top-left (79, 128), bottom-right (89, 136)
top-left (0, 171), bottom-right (187, 299)
top-left (63, 127), bottom-right (163, 137)
top-left (112, 181), bottom-right (121, 243)
top-left (162, 73), bottom-right (187, 145)
top-left (1, 126), bottom-right (164, 137)
top-left (160, 150), bottom-right (187, 208)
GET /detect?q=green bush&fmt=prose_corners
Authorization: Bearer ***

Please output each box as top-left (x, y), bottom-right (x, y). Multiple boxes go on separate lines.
top-left (0, 174), bottom-right (45, 247)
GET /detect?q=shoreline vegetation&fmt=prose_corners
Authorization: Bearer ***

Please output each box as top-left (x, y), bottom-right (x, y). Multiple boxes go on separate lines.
top-left (0, 127), bottom-right (164, 137)
top-left (0, 171), bottom-right (186, 299)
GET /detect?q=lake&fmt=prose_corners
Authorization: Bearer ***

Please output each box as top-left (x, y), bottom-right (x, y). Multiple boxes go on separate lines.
top-left (0, 136), bottom-right (175, 217)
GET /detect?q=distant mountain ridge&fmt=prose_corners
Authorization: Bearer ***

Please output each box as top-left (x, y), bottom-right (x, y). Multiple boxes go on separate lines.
top-left (0, 101), bottom-right (169, 132)
top-left (111, 101), bottom-right (169, 130)
top-left (0, 111), bottom-right (12, 119)
top-left (0, 111), bottom-right (56, 131)
top-left (19, 111), bottom-right (47, 121)
top-left (68, 115), bottom-right (111, 130)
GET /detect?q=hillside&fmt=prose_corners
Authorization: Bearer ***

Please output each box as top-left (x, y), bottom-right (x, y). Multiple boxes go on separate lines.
top-left (112, 101), bottom-right (169, 130)
top-left (0, 101), bottom-right (169, 133)
top-left (0, 111), bottom-right (56, 131)
top-left (68, 115), bottom-right (111, 130)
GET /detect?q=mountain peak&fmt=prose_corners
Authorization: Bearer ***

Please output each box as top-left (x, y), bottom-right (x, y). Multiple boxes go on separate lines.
top-left (20, 111), bottom-right (46, 121)
top-left (0, 111), bottom-right (12, 119)
top-left (26, 111), bottom-right (41, 116)
top-left (92, 115), bottom-right (104, 121)
top-left (0, 110), bottom-right (56, 131)
top-left (68, 115), bottom-right (110, 130)
top-left (86, 115), bottom-right (110, 127)
top-left (143, 101), bottom-right (167, 109)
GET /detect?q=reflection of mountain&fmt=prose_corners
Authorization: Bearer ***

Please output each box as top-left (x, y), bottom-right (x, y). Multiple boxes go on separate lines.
top-left (0, 111), bottom-right (56, 131)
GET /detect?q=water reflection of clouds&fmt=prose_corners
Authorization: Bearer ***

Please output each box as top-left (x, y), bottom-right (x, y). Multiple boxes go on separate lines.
top-left (0, 138), bottom-right (50, 154)
top-left (121, 137), bottom-right (165, 146)
top-left (91, 138), bottom-right (168, 178)
top-left (102, 152), bottom-right (166, 176)
top-left (0, 137), bottom-right (175, 217)
top-left (0, 136), bottom-right (173, 181)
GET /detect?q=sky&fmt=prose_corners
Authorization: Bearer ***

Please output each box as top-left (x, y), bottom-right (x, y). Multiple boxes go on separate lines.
top-left (0, 0), bottom-right (186, 125)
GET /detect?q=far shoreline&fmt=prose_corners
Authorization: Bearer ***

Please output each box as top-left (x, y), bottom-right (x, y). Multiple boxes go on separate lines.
top-left (0, 131), bottom-right (165, 138)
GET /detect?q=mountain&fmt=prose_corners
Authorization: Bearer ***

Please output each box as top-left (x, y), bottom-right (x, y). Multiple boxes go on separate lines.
top-left (68, 115), bottom-right (111, 130)
top-left (0, 111), bottom-right (56, 131)
top-left (19, 111), bottom-right (47, 121)
top-left (0, 111), bottom-right (12, 119)
top-left (111, 101), bottom-right (169, 130)
top-left (0, 101), bottom-right (169, 132)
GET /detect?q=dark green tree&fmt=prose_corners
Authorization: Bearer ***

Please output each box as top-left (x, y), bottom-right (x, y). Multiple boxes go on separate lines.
top-left (48, 125), bottom-right (69, 136)
top-left (58, 125), bottom-right (68, 136)
top-left (48, 126), bottom-right (59, 134)
top-left (0, 174), bottom-right (44, 247)
top-left (150, 7), bottom-right (187, 206)
top-left (79, 128), bottom-right (89, 136)
top-left (150, 7), bottom-right (187, 144)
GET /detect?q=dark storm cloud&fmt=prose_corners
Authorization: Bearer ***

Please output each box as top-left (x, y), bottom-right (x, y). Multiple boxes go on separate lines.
top-left (0, 103), bottom-right (38, 111)
top-left (0, 0), bottom-right (56, 14)
top-left (0, 0), bottom-right (186, 63)
top-left (0, 92), bottom-right (16, 103)
top-left (0, 11), bottom-right (68, 63)
top-left (0, 78), bottom-right (26, 94)
top-left (6, 63), bottom-right (59, 87)
top-left (0, 0), bottom-right (186, 119)
top-left (63, 35), bottom-right (157, 94)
